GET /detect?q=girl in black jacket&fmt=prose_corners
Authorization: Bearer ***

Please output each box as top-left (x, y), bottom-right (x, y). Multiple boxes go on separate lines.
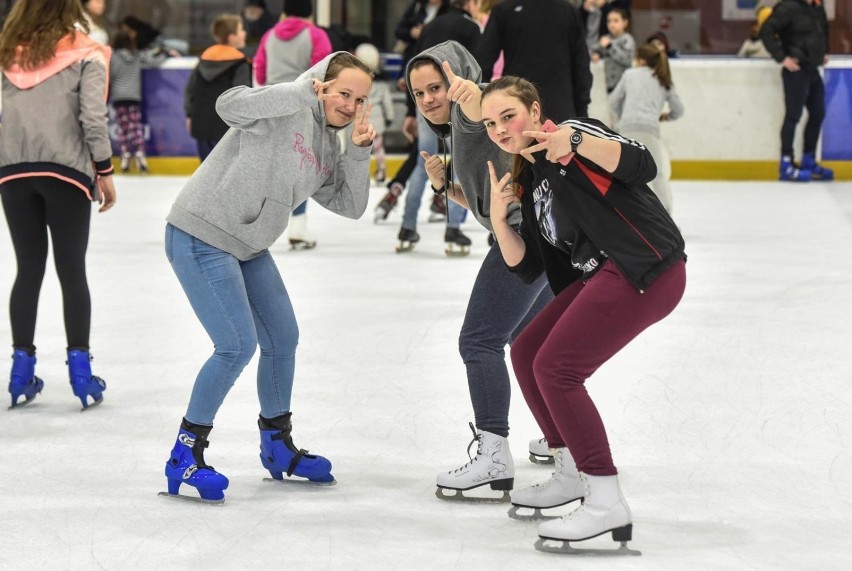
top-left (481, 75), bottom-right (686, 552)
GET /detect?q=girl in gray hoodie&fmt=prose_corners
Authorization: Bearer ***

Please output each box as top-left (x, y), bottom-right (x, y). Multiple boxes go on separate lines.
top-left (161, 52), bottom-right (375, 503)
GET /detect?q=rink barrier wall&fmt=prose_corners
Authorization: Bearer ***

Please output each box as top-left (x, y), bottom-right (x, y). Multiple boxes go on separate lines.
top-left (117, 56), bottom-right (852, 180)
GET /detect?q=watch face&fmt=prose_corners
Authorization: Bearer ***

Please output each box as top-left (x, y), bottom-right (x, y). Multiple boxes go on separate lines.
top-left (570, 131), bottom-right (583, 145)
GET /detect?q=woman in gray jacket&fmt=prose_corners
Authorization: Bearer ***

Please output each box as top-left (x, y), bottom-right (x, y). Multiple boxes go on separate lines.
top-left (161, 52), bottom-right (375, 503)
top-left (0, 0), bottom-right (117, 411)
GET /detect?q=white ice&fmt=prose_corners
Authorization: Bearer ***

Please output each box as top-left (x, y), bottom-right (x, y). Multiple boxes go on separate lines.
top-left (0, 177), bottom-right (850, 570)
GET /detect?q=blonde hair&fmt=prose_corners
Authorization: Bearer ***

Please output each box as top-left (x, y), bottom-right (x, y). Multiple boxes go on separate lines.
top-left (0, 0), bottom-right (88, 70)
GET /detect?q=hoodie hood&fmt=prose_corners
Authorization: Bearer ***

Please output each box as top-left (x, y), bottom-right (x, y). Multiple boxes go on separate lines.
top-left (274, 18), bottom-right (312, 41)
top-left (198, 45), bottom-right (249, 81)
top-left (3, 32), bottom-right (110, 93)
top-left (405, 40), bottom-right (482, 139)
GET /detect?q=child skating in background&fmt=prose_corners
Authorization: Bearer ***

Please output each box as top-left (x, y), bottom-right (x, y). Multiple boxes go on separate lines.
top-left (162, 52), bottom-right (375, 503)
top-left (184, 14), bottom-right (252, 162)
top-left (591, 7), bottom-right (635, 94)
top-left (609, 43), bottom-right (684, 212)
top-left (109, 30), bottom-right (175, 173)
top-left (355, 43), bottom-right (395, 183)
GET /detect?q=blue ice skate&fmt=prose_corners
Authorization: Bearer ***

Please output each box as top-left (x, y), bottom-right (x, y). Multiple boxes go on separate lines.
top-left (259, 413), bottom-right (335, 485)
top-left (67, 349), bottom-right (106, 411)
top-left (801, 153), bottom-right (834, 181)
top-left (779, 157), bottom-right (811, 182)
top-left (161, 423), bottom-right (229, 504)
top-left (8, 349), bottom-right (44, 409)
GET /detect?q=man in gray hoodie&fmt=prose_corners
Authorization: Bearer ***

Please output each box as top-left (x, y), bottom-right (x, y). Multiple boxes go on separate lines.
top-left (405, 41), bottom-right (554, 502)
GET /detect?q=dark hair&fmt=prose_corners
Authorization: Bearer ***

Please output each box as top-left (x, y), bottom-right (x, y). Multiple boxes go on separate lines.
top-left (0, 0), bottom-right (88, 70)
top-left (408, 57), bottom-right (441, 78)
top-left (324, 52), bottom-right (373, 82)
top-left (481, 75), bottom-right (543, 199)
top-left (211, 14), bottom-right (243, 44)
top-left (609, 7), bottom-right (630, 22)
top-left (636, 43), bottom-right (673, 90)
top-left (111, 30), bottom-right (135, 52)
top-left (283, 0), bottom-right (313, 18)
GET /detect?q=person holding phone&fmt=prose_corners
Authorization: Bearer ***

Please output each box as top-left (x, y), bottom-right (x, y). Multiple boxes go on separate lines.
top-left (0, 0), bottom-right (117, 410)
top-left (481, 75), bottom-right (686, 551)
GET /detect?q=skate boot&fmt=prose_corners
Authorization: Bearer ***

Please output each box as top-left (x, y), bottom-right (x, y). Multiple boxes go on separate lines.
top-left (779, 156), bottom-right (810, 182)
top-left (444, 227), bottom-right (471, 257)
top-left (67, 349), bottom-right (106, 411)
top-left (396, 227), bottom-right (420, 253)
top-left (801, 152), bottom-right (834, 181)
top-left (509, 448), bottom-right (585, 520)
top-left (435, 422), bottom-right (514, 503)
top-left (375, 166), bottom-right (386, 184)
top-left (119, 152), bottom-right (132, 173)
top-left (134, 151), bottom-right (149, 174)
top-left (535, 473), bottom-right (640, 556)
top-left (259, 412), bottom-right (335, 485)
top-left (374, 182), bottom-right (403, 223)
top-left (529, 437), bottom-right (554, 464)
top-left (8, 349), bottom-right (44, 409)
top-left (288, 213), bottom-right (317, 250)
top-left (428, 193), bottom-right (447, 223)
top-left (160, 419), bottom-right (229, 504)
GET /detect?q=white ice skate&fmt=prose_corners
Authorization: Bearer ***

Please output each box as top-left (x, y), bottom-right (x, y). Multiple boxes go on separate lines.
top-left (508, 448), bottom-right (584, 521)
top-left (435, 422), bottom-right (514, 503)
top-left (529, 437), bottom-right (554, 464)
top-left (535, 473), bottom-right (640, 556)
top-left (288, 213), bottom-right (317, 250)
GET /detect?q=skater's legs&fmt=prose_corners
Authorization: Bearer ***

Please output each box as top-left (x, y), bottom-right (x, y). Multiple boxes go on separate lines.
top-left (402, 112), bottom-right (438, 230)
top-left (530, 261), bottom-right (685, 476)
top-left (780, 68), bottom-right (811, 157)
top-left (622, 129), bottom-right (672, 212)
top-left (1, 180), bottom-right (49, 351)
top-left (293, 201), bottom-right (307, 216)
top-left (459, 240), bottom-right (552, 437)
top-left (447, 199), bottom-right (466, 229)
top-left (241, 252), bottom-right (299, 419)
top-left (802, 69), bottom-right (825, 155)
top-left (165, 224), bottom-right (258, 425)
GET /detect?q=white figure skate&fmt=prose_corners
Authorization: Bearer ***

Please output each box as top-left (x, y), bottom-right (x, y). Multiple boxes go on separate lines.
top-left (288, 213), bottom-right (317, 250)
top-left (508, 448), bottom-right (584, 521)
top-left (435, 422), bottom-right (514, 503)
top-left (528, 437), bottom-right (554, 464)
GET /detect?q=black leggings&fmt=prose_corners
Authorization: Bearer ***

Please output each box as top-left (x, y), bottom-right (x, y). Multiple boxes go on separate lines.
top-left (0, 177), bottom-right (92, 351)
top-left (781, 67), bottom-right (825, 156)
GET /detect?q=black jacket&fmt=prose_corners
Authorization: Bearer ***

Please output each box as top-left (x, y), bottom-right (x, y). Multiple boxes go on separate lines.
top-left (184, 46), bottom-right (252, 141)
top-left (395, 0), bottom-right (451, 64)
top-left (511, 118), bottom-right (686, 294)
top-left (476, 0), bottom-right (592, 122)
top-left (760, 0), bottom-right (829, 70)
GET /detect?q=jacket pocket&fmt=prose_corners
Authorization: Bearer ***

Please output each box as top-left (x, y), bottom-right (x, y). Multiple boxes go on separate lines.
top-left (233, 196), bottom-right (290, 251)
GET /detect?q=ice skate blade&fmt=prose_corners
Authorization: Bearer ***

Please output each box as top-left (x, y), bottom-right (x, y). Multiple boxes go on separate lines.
top-left (507, 504), bottom-right (566, 521)
top-left (435, 487), bottom-right (510, 504)
top-left (8, 397), bottom-right (38, 410)
top-left (157, 491), bottom-right (225, 505)
top-left (444, 246), bottom-right (470, 257)
top-left (534, 537), bottom-right (641, 556)
top-left (428, 214), bottom-right (446, 223)
top-left (289, 240), bottom-right (317, 251)
top-left (79, 396), bottom-right (104, 412)
top-left (528, 453), bottom-right (555, 465)
top-left (263, 477), bottom-right (337, 487)
top-left (395, 243), bottom-right (416, 253)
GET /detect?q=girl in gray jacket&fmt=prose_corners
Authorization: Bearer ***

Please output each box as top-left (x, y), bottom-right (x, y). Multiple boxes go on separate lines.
top-left (161, 52), bottom-right (375, 503)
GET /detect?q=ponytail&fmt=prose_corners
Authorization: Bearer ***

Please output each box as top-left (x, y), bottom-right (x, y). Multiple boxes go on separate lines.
top-left (636, 43), bottom-right (673, 90)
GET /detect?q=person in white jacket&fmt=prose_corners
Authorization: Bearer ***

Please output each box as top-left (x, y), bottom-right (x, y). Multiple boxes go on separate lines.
top-left (609, 43), bottom-right (684, 212)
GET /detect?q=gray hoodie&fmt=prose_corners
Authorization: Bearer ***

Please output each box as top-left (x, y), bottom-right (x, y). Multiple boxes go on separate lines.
top-left (167, 52), bottom-right (372, 261)
top-left (405, 41), bottom-right (520, 233)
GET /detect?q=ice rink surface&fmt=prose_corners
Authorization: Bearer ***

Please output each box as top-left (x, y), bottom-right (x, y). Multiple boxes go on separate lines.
top-left (0, 177), bottom-right (850, 570)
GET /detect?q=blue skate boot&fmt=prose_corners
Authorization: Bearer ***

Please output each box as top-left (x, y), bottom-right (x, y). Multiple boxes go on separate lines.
top-left (259, 412), bottom-right (335, 485)
top-left (67, 349), bottom-right (106, 411)
top-left (800, 153), bottom-right (834, 181)
top-left (8, 348), bottom-right (44, 409)
top-left (161, 419), bottom-right (229, 504)
top-left (779, 155), bottom-right (811, 182)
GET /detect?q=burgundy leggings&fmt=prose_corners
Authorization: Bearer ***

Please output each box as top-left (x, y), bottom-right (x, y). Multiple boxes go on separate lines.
top-left (511, 259), bottom-right (686, 476)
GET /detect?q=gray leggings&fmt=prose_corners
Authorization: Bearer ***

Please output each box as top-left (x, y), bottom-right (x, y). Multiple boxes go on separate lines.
top-left (459, 239), bottom-right (553, 437)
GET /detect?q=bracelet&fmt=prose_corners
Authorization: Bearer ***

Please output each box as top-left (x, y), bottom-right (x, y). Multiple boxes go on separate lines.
top-left (431, 183), bottom-right (445, 195)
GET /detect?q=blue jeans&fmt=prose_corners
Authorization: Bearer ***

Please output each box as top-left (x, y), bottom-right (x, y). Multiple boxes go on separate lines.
top-left (292, 200), bottom-right (307, 216)
top-left (459, 238), bottom-right (553, 437)
top-left (402, 111), bottom-right (466, 230)
top-left (165, 224), bottom-right (298, 425)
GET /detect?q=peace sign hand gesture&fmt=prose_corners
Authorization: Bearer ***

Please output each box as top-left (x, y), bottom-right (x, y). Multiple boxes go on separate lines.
top-left (350, 102), bottom-right (376, 147)
top-left (520, 127), bottom-right (574, 165)
top-left (442, 61), bottom-right (483, 121)
top-left (312, 78), bottom-right (338, 103)
top-left (488, 160), bottom-right (515, 225)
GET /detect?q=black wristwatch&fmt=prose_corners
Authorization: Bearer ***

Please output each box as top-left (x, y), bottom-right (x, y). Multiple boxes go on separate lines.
top-left (570, 130), bottom-right (583, 153)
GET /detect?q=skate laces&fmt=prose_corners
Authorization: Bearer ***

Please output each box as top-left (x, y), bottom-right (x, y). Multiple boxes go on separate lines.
top-left (449, 422), bottom-right (482, 474)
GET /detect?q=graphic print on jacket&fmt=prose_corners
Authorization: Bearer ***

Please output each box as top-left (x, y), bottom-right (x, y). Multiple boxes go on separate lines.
top-left (531, 174), bottom-right (605, 280)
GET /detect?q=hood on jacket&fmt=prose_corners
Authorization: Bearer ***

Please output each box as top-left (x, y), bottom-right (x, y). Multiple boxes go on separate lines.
top-left (3, 32), bottom-right (111, 93)
top-left (296, 50), bottom-right (353, 128)
top-left (198, 45), bottom-right (249, 81)
top-left (405, 40), bottom-right (482, 138)
top-left (274, 18), bottom-right (313, 41)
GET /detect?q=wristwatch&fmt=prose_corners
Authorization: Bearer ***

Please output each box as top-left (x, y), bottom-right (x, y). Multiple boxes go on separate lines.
top-left (570, 130), bottom-right (583, 153)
